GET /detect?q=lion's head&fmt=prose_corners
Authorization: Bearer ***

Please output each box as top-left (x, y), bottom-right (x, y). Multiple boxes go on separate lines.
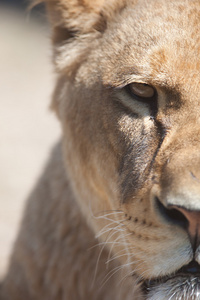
top-left (42, 0), bottom-right (200, 298)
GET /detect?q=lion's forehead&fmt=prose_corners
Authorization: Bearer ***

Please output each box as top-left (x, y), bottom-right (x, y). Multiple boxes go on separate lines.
top-left (100, 0), bottom-right (200, 94)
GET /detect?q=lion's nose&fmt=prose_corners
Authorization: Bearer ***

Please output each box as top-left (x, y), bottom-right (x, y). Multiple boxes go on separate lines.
top-left (156, 197), bottom-right (200, 249)
top-left (171, 206), bottom-right (200, 249)
top-left (153, 148), bottom-right (200, 249)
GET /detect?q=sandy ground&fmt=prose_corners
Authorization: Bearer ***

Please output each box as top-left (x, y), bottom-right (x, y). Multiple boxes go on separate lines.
top-left (0, 6), bottom-right (60, 278)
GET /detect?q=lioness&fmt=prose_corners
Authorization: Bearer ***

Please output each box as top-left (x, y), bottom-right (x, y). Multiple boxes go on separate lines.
top-left (1, 0), bottom-right (200, 299)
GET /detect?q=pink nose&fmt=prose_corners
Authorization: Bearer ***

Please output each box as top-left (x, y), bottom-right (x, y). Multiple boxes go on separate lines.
top-left (170, 206), bottom-right (200, 249)
top-left (155, 197), bottom-right (200, 250)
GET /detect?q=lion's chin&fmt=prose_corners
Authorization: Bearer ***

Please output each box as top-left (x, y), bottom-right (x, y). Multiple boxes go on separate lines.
top-left (145, 276), bottom-right (200, 300)
top-left (144, 261), bottom-right (200, 300)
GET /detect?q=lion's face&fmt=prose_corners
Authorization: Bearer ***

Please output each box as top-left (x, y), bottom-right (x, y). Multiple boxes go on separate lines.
top-left (48, 0), bottom-right (200, 298)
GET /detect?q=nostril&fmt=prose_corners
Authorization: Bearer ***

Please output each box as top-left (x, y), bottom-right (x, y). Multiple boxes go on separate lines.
top-left (155, 197), bottom-right (189, 229)
top-left (178, 260), bottom-right (200, 275)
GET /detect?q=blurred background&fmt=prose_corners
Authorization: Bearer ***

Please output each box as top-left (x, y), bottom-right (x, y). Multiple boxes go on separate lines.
top-left (0, 0), bottom-right (60, 277)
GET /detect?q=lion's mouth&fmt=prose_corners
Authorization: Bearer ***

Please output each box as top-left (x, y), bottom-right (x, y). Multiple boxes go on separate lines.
top-left (143, 260), bottom-right (200, 298)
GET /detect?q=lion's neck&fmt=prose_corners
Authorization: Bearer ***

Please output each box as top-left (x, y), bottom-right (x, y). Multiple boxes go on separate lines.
top-left (1, 142), bottom-right (142, 300)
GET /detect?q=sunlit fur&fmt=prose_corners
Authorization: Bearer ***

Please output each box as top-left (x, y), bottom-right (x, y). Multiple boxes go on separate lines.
top-left (147, 277), bottom-right (200, 300)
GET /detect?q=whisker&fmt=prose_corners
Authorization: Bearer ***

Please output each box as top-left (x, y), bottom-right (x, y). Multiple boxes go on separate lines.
top-left (96, 222), bottom-right (125, 239)
top-left (92, 222), bottom-right (126, 285)
top-left (107, 232), bottom-right (133, 264)
top-left (106, 251), bottom-right (129, 264)
top-left (101, 260), bottom-right (141, 289)
top-left (92, 210), bottom-right (124, 218)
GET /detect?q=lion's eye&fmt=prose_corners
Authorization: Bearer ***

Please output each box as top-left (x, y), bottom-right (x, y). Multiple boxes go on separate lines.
top-left (127, 83), bottom-right (155, 100)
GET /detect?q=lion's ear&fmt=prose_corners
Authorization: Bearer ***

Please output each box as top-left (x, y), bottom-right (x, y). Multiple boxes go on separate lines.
top-left (33, 0), bottom-right (107, 44)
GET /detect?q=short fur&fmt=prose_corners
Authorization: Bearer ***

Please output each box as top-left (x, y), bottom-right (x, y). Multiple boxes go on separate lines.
top-left (1, 0), bottom-right (200, 299)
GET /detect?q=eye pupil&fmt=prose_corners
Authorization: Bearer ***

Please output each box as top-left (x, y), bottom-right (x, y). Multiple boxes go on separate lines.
top-left (128, 83), bottom-right (155, 99)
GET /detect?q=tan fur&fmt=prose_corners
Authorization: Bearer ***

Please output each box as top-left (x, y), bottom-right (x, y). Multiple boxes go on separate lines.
top-left (2, 0), bottom-right (200, 299)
